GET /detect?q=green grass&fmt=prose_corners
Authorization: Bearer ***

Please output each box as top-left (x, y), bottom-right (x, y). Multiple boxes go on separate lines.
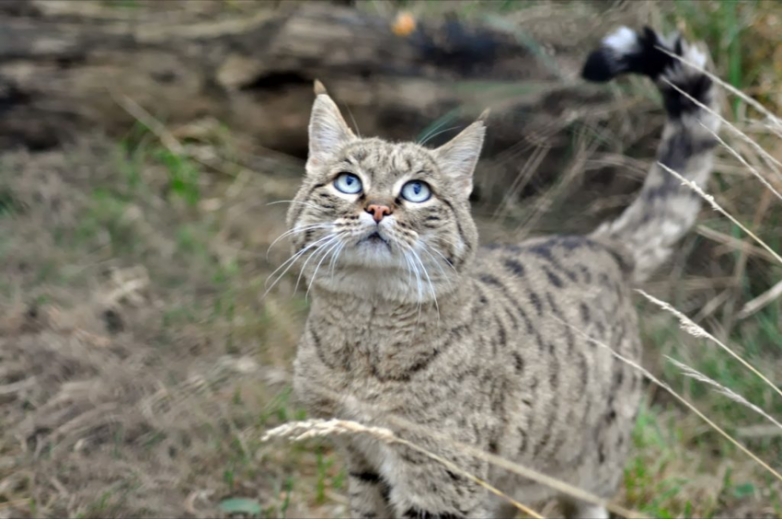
top-left (155, 148), bottom-right (201, 207)
top-left (2, 1), bottom-right (780, 517)
top-left (671, 0), bottom-right (758, 117)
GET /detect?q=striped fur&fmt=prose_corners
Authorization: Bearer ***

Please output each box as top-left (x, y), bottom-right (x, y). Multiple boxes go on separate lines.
top-left (584, 26), bottom-right (721, 282)
top-left (286, 27), bottom-right (717, 519)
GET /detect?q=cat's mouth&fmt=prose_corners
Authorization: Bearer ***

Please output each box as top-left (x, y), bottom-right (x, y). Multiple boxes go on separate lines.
top-left (358, 231), bottom-right (391, 249)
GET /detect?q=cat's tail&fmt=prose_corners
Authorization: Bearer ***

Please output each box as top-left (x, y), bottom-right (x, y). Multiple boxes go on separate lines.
top-left (582, 26), bottom-right (721, 283)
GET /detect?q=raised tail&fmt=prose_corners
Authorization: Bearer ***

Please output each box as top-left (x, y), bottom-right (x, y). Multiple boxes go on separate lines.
top-left (583, 26), bottom-right (721, 283)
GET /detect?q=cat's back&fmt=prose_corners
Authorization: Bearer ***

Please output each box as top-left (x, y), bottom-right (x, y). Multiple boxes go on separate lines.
top-left (472, 234), bottom-right (635, 341)
top-left (470, 234), bottom-right (642, 487)
top-left (471, 234), bottom-right (640, 369)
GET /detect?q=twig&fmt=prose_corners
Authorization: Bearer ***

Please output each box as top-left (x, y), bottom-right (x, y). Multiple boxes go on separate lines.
top-left (109, 90), bottom-right (186, 156)
top-left (638, 290), bottom-right (782, 401)
top-left (702, 122), bottom-right (782, 202)
top-left (696, 225), bottom-right (778, 264)
top-left (263, 418), bottom-right (636, 519)
top-left (0, 378), bottom-right (37, 396)
top-left (107, 86), bottom-right (241, 179)
top-left (658, 46), bottom-right (782, 134)
top-left (658, 163), bottom-right (782, 267)
top-left (262, 421), bottom-right (546, 517)
top-left (555, 316), bottom-right (782, 484)
top-left (736, 425), bottom-right (782, 439)
top-left (738, 279), bottom-right (782, 319)
top-left (661, 78), bottom-right (782, 181)
top-left (724, 188), bottom-right (773, 335)
top-left (666, 357), bottom-right (782, 432)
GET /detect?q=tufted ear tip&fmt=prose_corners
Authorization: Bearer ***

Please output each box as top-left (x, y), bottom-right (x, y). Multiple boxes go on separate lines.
top-left (308, 81), bottom-right (354, 162)
top-left (313, 79), bottom-right (328, 96)
top-left (433, 118), bottom-right (486, 197)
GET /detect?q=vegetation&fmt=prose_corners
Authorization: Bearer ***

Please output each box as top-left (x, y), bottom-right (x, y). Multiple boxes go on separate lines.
top-left (0, 1), bottom-right (781, 517)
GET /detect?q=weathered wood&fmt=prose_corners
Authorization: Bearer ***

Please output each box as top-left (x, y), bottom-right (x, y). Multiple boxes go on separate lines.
top-left (0, 0), bottom-right (662, 219)
top-left (0, 2), bottom-right (594, 156)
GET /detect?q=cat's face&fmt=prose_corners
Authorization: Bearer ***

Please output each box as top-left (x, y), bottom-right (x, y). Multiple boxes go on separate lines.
top-left (284, 84), bottom-right (484, 302)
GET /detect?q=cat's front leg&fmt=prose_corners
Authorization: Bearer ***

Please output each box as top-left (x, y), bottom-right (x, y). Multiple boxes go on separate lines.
top-left (340, 441), bottom-right (395, 519)
top-left (384, 442), bottom-right (492, 519)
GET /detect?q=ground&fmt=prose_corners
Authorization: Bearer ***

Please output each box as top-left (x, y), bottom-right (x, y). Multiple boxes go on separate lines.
top-left (1, 1), bottom-right (782, 518)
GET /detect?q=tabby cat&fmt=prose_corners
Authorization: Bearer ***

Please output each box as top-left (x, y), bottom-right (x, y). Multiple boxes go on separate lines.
top-left (285, 26), bottom-right (719, 518)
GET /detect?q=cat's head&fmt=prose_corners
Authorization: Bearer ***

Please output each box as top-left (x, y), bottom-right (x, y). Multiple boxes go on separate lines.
top-left (285, 81), bottom-right (485, 302)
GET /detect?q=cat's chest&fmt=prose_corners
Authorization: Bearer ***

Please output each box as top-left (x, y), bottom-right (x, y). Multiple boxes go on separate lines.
top-left (296, 312), bottom-right (460, 419)
top-left (296, 340), bottom-right (418, 429)
top-left (297, 293), bottom-right (475, 419)
top-left (314, 318), bottom-right (440, 383)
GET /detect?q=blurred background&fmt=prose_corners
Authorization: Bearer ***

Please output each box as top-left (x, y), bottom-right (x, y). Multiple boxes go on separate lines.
top-left (0, 0), bottom-right (781, 517)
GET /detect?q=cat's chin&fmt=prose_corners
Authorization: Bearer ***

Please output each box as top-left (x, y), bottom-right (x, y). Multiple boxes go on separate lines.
top-left (356, 236), bottom-right (393, 257)
top-left (310, 268), bottom-right (447, 304)
top-left (311, 247), bottom-right (455, 303)
top-left (340, 243), bottom-right (403, 269)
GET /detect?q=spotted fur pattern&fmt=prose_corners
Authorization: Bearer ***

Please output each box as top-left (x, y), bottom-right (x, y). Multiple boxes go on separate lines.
top-left (286, 27), bottom-right (718, 519)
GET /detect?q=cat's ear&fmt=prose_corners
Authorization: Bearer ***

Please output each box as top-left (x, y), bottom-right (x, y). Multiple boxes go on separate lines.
top-left (433, 110), bottom-right (488, 197)
top-left (308, 80), bottom-right (355, 167)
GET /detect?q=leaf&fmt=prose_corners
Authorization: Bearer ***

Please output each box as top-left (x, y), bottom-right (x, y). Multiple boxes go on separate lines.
top-left (732, 482), bottom-right (757, 498)
top-left (219, 498), bottom-right (263, 517)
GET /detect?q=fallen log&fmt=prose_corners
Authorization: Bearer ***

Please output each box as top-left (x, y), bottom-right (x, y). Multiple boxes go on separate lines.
top-left (0, 2), bottom-right (615, 153)
top-left (0, 1), bottom-right (657, 215)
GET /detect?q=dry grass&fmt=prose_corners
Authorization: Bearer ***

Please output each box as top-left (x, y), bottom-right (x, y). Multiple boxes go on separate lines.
top-left (1, 1), bottom-right (781, 518)
top-left (0, 137), bottom-right (321, 518)
top-left (262, 418), bottom-right (641, 519)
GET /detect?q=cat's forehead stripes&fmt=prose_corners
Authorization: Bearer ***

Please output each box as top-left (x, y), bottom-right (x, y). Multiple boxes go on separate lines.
top-left (342, 141), bottom-right (437, 189)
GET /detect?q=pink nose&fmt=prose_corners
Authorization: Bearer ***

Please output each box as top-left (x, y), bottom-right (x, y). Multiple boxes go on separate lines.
top-left (366, 204), bottom-right (392, 222)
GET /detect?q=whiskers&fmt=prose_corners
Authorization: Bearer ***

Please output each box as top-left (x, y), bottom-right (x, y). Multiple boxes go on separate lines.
top-left (266, 223), bottom-right (331, 260)
top-left (396, 238), bottom-right (458, 326)
top-left (264, 224), bottom-right (352, 301)
top-left (266, 199), bottom-right (323, 211)
top-left (264, 233), bottom-right (336, 298)
top-left (418, 125), bottom-right (462, 147)
top-left (264, 221), bottom-right (459, 315)
top-left (305, 234), bottom-right (347, 300)
top-left (420, 243), bottom-right (457, 281)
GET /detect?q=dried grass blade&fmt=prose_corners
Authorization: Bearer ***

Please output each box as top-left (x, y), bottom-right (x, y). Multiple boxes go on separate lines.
top-left (554, 317), bottom-right (782, 484)
top-left (657, 163), bottom-right (782, 267)
top-left (666, 356), bottom-right (782, 432)
top-left (638, 289), bottom-right (782, 401)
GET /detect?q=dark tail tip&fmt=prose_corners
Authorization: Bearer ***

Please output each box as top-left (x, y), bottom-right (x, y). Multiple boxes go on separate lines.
top-left (581, 48), bottom-right (622, 82)
top-left (581, 26), bottom-right (677, 83)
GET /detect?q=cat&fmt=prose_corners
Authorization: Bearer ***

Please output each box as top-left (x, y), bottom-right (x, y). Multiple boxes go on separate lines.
top-left (285, 26), bottom-right (719, 519)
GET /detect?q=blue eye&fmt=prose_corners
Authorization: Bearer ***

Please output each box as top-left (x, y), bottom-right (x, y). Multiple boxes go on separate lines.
top-left (400, 180), bottom-right (432, 203)
top-left (334, 173), bottom-right (362, 194)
